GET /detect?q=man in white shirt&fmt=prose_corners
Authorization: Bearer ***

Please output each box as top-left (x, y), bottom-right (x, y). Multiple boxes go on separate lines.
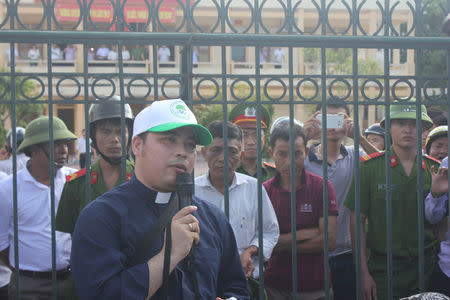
top-left (27, 44), bottom-right (40, 66)
top-left (75, 129), bottom-right (92, 169)
top-left (0, 116), bottom-right (77, 299)
top-left (273, 47), bottom-right (285, 68)
top-left (0, 127), bottom-right (28, 175)
top-left (158, 45), bottom-right (171, 62)
top-left (195, 120), bottom-right (279, 290)
top-left (5, 48), bottom-right (18, 66)
top-left (107, 46), bottom-right (117, 61)
top-left (96, 44), bottom-right (110, 60)
top-left (51, 44), bottom-right (62, 60)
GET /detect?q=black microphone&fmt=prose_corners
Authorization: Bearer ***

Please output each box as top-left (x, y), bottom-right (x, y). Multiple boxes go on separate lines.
top-left (175, 172), bottom-right (200, 299)
top-left (176, 172), bottom-right (194, 209)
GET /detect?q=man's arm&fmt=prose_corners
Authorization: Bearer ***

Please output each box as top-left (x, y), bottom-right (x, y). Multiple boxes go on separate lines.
top-left (273, 228), bottom-right (319, 253)
top-left (71, 201), bottom-right (199, 300)
top-left (239, 245), bottom-right (257, 278)
top-left (146, 206), bottom-right (200, 299)
top-left (358, 134), bottom-right (379, 154)
top-left (0, 184), bottom-right (11, 269)
top-left (296, 216), bottom-right (337, 253)
top-left (350, 210), bottom-right (377, 300)
top-left (343, 116), bottom-right (379, 154)
top-left (249, 188), bottom-right (279, 261)
top-left (55, 182), bottom-right (78, 234)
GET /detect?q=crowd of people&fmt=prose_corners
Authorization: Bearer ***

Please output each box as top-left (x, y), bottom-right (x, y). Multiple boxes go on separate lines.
top-left (0, 97), bottom-right (449, 300)
top-left (6, 44), bottom-right (172, 65)
top-left (8, 44), bottom-right (292, 67)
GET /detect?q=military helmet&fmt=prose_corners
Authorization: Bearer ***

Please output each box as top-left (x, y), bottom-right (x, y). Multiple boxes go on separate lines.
top-left (270, 116), bottom-right (304, 135)
top-left (88, 95), bottom-right (133, 125)
top-left (18, 116), bottom-right (77, 152)
top-left (88, 95), bottom-right (134, 165)
top-left (425, 125), bottom-right (448, 154)
top-left (229, 102), bottom-right (271, 129)
top-left (364, 123), bottom-right (385, 137)
top-left (380, 99), bottom-right (433, 130)
top-left (6, 127), bottom-right (26, 153)
top-left (88, 95), bottom-right (134, 148)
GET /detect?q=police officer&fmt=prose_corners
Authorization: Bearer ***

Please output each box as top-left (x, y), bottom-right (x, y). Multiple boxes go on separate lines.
top-left (364, 123), bottom-right (386, 151)
top-left (345, 100), bottom-right (440, 300)
top-left (55, 97), bottom-right (134, 299)
top-left (56, 96), bottom-right (134, 235)
top-left (229, 102), bottom-right (276, 182)
top-left (0, 127), bottom-right (27, 175)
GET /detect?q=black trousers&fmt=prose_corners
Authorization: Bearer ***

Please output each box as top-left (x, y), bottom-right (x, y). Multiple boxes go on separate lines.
top-left (432, 265), bottom-right (450, 296)
top-left (0, 285), bottom-right (8, 300)
top-left (79, 153), bottom-right (87, 169)
top-left (329, 252), bottom-right (356, 300)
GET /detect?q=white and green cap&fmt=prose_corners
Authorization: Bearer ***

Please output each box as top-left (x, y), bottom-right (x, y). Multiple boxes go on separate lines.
top-left (133, 99), bottom-right (212, 145)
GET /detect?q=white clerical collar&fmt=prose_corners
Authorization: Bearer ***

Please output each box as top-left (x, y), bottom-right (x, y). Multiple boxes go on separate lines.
top-left (155, 192), bottom-right (172, 204)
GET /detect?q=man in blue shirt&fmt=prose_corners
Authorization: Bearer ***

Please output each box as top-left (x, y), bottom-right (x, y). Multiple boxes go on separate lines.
top-left (71, 99), bottom-right (249, 300)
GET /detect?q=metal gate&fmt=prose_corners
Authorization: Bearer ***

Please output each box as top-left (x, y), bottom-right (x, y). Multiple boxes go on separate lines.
top-left (0, 0), bottom-right (449, 299)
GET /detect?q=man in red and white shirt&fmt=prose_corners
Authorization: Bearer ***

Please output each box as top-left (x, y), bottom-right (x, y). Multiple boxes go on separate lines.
top-left (263, 121), bottom-right (338, 300)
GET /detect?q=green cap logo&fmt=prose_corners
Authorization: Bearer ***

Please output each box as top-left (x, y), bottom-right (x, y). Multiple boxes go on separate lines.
top-left (170, 101), bottom-right (190, 120)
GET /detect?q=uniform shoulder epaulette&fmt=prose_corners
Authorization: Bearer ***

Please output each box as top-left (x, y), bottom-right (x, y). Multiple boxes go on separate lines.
top-left (360, 151), bottom-right (384, 162)
top-left (66, 168), bottom-right (87, 182)
top-left (263, 162), bottom-right (276, 169)
top-left (423, 154), bottom-right (441, 164)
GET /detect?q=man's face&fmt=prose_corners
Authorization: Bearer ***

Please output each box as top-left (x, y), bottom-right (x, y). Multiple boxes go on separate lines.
top-left (322, 106), bottom-right (347, 142)
top-left (390, 119), bottom-right (418, 150)
top-left (201, 137), bottom-right (242, 182)
top-left (270, 136), bottom-right (307, 183)
top-left (429, 136), bottom-right (448, 161)
top-left (95, 120), bottom-right (128, 159)
top-left (39, 140), bottom-right (70, 168)
top-left (366, 133), bottom-right (385, 150)
top-left (132, 127), bottom-right (197, 192)
top-left (240, 124), bottom-right (265, 159)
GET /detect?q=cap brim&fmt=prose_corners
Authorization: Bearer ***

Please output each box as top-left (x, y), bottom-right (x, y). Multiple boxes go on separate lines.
top-left (148, 122), bottom-right (212, 146)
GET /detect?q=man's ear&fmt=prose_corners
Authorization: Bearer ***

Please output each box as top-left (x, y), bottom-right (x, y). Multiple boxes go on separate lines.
top-left (304, 145), bottom-right (309, 157)
top-left (131, 136), bottom-right (142, 157)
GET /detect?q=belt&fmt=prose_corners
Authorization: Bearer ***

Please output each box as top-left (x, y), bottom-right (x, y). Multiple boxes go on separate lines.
top-left (14, 267), bottom-right (71, 279)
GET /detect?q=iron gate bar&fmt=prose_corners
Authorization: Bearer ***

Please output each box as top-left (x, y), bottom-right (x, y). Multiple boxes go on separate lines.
top-left (0, 31), bottom-right (450, 48)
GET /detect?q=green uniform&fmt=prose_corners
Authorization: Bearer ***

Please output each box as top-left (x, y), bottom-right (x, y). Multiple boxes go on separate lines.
top-left (55, 159), bottom-right (134, 300)
top-left (344, 148), bottom-right (440, 299)
top-left (236, 161), bottom-right (276, 182)
top-left (56, 159), bottom-right (134, 234)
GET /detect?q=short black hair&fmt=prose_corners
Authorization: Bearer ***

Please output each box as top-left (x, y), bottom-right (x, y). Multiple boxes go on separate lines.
top-left (207, 120), bottom-right (243, 142)
top-left (315, 99), bottom-right (350, 116)
top-left (426, 107), bottom-right (448, 126)
top-left (270, 122), bottom-right (306, 149)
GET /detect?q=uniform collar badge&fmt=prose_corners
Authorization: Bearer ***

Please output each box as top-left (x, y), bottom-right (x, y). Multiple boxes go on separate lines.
top-left (244, 107), bottom-right (256, 117)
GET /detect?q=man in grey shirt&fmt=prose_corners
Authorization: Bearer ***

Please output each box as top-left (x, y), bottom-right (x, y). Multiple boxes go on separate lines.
top-left (302, 101), bottom-right (378, 300)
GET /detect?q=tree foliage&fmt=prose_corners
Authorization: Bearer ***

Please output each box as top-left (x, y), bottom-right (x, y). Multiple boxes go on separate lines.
top-left (421, 0), bottom-right (448, 76)
top-left (0, 69), bottom-right (46, 146)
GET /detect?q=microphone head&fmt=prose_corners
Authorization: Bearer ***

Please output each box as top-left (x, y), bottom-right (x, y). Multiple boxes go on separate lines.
top-left (176, 172), bottom-right (194, 194)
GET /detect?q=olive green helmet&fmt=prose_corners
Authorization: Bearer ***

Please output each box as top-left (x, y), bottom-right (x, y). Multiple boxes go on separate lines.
top-left (18, 116), bottom-right (77, 153)
top-left (380, 99), bottom-right (433, 130)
